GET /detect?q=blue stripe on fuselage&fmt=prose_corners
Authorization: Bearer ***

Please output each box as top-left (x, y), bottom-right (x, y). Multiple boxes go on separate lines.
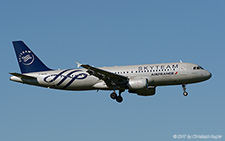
top-left (57, 70), bottom-right (82, 86)
top-left (62, 71), bottom-right (88, 89)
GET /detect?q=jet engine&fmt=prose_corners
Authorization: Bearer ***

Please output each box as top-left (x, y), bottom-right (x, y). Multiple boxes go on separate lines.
top-left (128, 77), bottom-right (156, 96)
top-left (128, 78), bottom-right (148, 89)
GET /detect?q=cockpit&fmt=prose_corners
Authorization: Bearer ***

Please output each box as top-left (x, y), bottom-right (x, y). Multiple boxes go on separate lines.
top-left (193, 66), bottom-right (204, 70)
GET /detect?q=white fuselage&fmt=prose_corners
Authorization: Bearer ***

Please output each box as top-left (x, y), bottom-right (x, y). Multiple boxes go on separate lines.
top-left (10, 62), bottom-right (211, 91)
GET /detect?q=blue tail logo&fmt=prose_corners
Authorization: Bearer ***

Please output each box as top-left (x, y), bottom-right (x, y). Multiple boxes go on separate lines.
top-left (13, 41), bottom-right (52, 73)
top-left (18, 50), bottom-right (35, 65)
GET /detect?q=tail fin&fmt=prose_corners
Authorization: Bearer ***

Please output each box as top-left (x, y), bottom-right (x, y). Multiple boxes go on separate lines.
top-left (12, 41), bottom-right (52, 73)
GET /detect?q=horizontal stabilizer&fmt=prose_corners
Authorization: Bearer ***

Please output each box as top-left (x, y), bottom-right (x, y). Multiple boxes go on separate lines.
top-left (10, 73), bottom-right (36, 79)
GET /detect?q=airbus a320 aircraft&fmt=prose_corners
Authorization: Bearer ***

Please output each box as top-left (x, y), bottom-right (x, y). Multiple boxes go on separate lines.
top-left (10, 41), bottom-right (212, 103)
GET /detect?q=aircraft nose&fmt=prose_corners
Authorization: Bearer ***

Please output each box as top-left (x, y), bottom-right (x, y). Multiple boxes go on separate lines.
top-left (204, 71), bottom-right (212, 80)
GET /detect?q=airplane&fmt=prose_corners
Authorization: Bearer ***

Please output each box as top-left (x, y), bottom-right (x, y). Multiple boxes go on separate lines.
top-left (10, 41), bottom-right (212, 103)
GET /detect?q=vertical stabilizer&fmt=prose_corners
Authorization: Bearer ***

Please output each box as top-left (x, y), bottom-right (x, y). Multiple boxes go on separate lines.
top-left (12, 41), bottom-right (52, 73)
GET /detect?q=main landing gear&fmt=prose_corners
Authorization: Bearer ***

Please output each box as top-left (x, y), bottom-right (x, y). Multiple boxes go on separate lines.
top-left (110, 90), bottom-right (125, 103)
top-left (182, 84), bottom-right (188, 96)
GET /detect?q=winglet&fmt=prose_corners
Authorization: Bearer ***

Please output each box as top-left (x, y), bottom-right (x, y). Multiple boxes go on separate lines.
top-left (76, 62), bottom-right (82, 68)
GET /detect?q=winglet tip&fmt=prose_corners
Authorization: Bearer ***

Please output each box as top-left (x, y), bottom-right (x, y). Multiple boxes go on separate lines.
top-left (76, 62), bottom-right (82, 68)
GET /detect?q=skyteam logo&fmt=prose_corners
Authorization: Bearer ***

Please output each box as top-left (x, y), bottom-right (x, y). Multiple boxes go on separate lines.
top-left (18, 50), bottom-right (34, 65)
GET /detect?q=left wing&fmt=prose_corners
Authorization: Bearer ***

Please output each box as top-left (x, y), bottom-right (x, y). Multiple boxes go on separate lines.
top-left (77, 63), bottom-right (128, 88)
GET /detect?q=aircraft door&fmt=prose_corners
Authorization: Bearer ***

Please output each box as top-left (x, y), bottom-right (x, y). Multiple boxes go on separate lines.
top-left (180, 64), bottom-right (186, 75)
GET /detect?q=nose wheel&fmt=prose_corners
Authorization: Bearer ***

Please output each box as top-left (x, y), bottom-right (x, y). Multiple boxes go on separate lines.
top-left (182, 84), bottom-right (188, 96)
top-left (110, 90), bottom-right (124, 103)
top-left (183, 91), bottom-right (188, 96)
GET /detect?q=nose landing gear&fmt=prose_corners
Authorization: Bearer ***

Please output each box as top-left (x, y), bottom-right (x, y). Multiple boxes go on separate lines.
top-left (110, 90), bottom-right (125, 103)
top-left (182, 84), bottom-right (188, 96)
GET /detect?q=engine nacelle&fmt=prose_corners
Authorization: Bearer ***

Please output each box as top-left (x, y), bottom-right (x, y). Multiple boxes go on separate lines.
top-left (129, 86), bottom-right (156, 96)
top-left (128, 78), bottom-right (148, 89)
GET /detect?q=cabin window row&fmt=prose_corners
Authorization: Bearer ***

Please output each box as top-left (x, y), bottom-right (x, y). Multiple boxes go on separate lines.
top-left (114, 69), bottom-right (176, 74)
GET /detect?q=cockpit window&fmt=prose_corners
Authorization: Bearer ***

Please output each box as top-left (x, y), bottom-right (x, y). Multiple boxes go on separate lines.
top-left (193, 66), bottom-right (204, 70)
top-left (199, 66), bottom-right (204, 69)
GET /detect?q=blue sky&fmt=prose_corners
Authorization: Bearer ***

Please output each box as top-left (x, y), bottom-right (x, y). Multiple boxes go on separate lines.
top-left (1, 0), bottom-right (224, 140)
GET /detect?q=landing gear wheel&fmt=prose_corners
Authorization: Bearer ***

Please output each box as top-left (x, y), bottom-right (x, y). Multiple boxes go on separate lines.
top-left (116, 96), bottom-right (123, 103)
top-left (110, 92), bottom-right (117, 99)
top-left (183, 91), bottom-right (188, 96)
top-left (110, 90), bottom-right (124, 103)
top-left (182, 84), bottom-right (189, 97)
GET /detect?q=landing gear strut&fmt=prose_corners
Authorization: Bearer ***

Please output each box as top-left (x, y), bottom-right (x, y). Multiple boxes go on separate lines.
top-left (182, 84), bottom-right (188, 96)
top-left (110, 90), bottom-right (125, 103)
